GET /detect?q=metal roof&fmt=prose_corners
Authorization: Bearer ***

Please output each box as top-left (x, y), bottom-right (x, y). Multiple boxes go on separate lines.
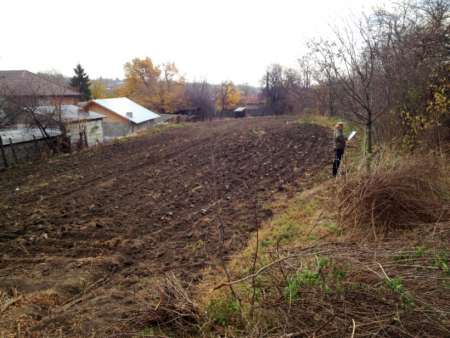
top-left (37, 105), bottom-right (104, 122)
top-left (92, 97), bottom-right (160, 124)
top-left (0, 126), bottom-right (62, 144)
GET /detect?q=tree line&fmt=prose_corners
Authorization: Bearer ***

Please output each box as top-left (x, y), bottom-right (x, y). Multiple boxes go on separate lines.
top-left (89, 58), bottom-right (245, 116)
top-left (2, 0), bottom-right (447, 154)
top-left (261, 0), bottom-right (448, 154)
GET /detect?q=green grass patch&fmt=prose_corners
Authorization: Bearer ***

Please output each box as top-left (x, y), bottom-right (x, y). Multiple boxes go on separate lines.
top-left (206, 297), bottom-right (241, 326)
top-left (297, 114), bottom-right (359, 134)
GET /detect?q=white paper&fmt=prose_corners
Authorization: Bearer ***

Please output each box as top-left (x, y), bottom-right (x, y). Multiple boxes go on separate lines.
top-left (348, 130), bottom-right (357, 141)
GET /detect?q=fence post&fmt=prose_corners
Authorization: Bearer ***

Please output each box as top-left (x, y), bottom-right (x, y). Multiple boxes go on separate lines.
top-left (78, 131), bottom-right (83, 150)
top-left (32, 135), bottom-right (40, 159)
top-left (84, 129), bottom-right (88, 148)
top-left (67, 135), bottom-right (72, 153)
top-left (9, 138), bottom-right (18, 164)
top-left (0, 136), bottom-right (8, 168)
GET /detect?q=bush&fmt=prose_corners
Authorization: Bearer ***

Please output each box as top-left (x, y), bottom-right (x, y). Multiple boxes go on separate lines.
top-left (337, 153), bottom-right (449, 234)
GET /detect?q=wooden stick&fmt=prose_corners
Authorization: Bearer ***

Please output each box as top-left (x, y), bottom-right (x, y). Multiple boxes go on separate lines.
top-left (9, 138), bottom-right (18, 163)
top-left (32, 135), bottom-right (39, 159)
top-left (84, 128), bottom-right (88, 147)
top-left (0, 136), bottom-right (8, 168)
top-left (214, 250), bottom-right (330, 290)
top-left (350, 319), bottom-right (356, 338)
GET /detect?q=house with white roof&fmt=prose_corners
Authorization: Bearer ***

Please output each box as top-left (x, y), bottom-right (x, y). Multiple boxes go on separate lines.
top-left (84, 97), bottom-right (160, 139)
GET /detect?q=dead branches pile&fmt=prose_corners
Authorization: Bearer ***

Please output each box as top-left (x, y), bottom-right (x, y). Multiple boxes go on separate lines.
top-left (210, 222), bottom-right (450, 337)
top-left (129, 273), bottom-right (200, 333)
top-left (337, 154), bottom-right (449, 234)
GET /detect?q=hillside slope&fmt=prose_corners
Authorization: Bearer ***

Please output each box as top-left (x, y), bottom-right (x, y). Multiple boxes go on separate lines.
top-left (0, 117), bottom-right (332, 336)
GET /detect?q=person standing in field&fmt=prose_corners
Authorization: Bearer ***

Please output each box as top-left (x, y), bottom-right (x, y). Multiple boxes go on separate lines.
top-left (332, 122), bottom-right (346, 177)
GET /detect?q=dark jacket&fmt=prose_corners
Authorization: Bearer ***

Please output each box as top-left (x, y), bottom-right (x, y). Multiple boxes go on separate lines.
top-left (334, 129), bottom-right (346, 150)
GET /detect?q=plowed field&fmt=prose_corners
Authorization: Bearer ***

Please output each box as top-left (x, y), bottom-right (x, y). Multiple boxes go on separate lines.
top-left (0, 117), bottom-right (331, 336)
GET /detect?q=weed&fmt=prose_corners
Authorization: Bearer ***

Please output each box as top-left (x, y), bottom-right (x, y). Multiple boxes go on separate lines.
top-left (393, 251), bottom-right (412, 262)
top-left (332, 265), bottom-right (347, 281)
top-left (137, 327), bottom-right (158, 337)
top-left (414, 246), bottom-right (426, 257)
top-left (384, 276), bottom-right (415, 309)
top-left (297, 115), bottom-right (359, 138)
top-left (207, 297), bottom-right (240, 326)
top-left (385, 276), bottom-right (405, 294)
top-left (322, 221), bottom-right (339, 234)
top-left (317, 256), bottom-right (330, 269)
top-left (392, 246), bottom-right (426, 262)
top-left (276, 222), bottom-right (297, 242)
top-left (284, 269), bottom-right (321, 303)
top-left (307, 234), bottom-right (317, 241)
top-left (260, 239), bottom-right (273, 248)
top-left (432, 250), bottom-right (449, 274)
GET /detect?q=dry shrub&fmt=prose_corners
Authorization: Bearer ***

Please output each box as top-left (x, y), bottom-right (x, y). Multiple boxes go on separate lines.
top-left (129, 273), bottom-right (200, 333)
top-left (338, 153), bottom-right (449, 234)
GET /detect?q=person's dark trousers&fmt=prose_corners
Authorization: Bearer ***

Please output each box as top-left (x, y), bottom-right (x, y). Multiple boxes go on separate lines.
top-left (332, 148), bottom-right (345, 177)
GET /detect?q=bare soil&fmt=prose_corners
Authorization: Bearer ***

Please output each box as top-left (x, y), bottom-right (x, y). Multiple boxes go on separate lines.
top-left (0, 117), bottom-right (331, 337)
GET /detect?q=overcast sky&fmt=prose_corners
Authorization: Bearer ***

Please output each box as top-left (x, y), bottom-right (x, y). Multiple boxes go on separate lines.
top-left (0, 0), bottom-right (384, 85)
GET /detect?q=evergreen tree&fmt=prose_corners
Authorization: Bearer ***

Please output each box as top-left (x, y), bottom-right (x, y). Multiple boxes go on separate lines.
top-left (70, 64), bottom-right (92, 101)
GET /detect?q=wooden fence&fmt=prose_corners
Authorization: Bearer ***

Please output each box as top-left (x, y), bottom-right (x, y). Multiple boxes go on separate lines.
top-left (0, 129), bottom-right (88, 170)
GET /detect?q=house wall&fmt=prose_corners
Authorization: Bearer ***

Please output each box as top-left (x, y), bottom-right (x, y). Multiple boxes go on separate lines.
top-left (60, 97), bottom-right (80, 105)
top-left (85, 102), bottom-right (157, 140)
top-left (39, 96), bottom-right (81, 106)
top-left (66, 119), bottom-right (104, 146)
top-left (102, 121), bottom-right (131, 140)
top-left (131, 119), bottom-right (156, 132)
top-left (84, 102), bottom-right (129, 124)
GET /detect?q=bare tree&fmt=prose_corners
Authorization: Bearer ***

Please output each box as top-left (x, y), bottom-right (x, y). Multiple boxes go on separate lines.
top-left (370, 0), bottom-right (449, 148)
top-left (0, 71), bottom-right (76, 150)
top-left (262, 64), bottom-right (289, 114)
top-left (308, 0), bottom-right (449, 155)
top-left (311, 17), bottom-right (392, 163)
top-left (185, 81), bottom-right (215, 120)
top-left (262, 62), bottom-right (320, 115)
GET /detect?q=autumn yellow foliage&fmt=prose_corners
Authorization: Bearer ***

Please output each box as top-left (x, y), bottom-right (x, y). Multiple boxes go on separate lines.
top-left (216, 81), bottom-right (241, 112)
top-left (118, 57), bottom-right (186, 113)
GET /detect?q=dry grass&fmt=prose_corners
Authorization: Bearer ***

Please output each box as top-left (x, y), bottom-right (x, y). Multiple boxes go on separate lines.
top-left (184, 151), bottom-right (450, 338)
top-left (337, 153), bottom-right (449, 236)
top-left (195, 221), bottom-right (450, 338)
top-left (127, 273), bottom-right (201, 334)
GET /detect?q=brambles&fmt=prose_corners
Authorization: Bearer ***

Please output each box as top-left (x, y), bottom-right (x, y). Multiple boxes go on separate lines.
top-left (337, 154), bottom-right (449, 235)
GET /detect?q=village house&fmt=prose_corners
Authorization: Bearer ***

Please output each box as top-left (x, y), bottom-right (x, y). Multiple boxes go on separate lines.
top-left (0, 70), bottom-right (104, 146)
top-left (0, 105), bottom-right (105, 169)
top-left (0, 71), bottom-right (105, 168)
top-left (84, 97), bottom-right (160, 139)
top-left (0, 70), bottom-right (81, 106)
